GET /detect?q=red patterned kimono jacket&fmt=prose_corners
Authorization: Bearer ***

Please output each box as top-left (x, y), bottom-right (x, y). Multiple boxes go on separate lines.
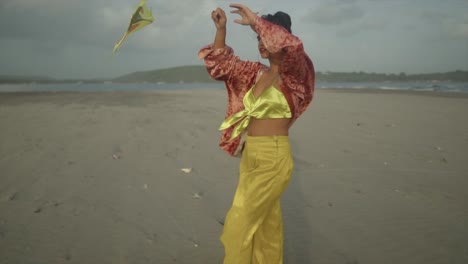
top-left (198, 16), bottom-right (315, 156)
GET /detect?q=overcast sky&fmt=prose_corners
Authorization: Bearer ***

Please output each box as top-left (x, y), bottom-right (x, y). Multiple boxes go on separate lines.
top-left (0, 0), bottom-right (467, 79)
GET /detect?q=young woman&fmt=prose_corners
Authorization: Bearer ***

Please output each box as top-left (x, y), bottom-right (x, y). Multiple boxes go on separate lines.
top-left (198, 3), bottom-right (315, 263)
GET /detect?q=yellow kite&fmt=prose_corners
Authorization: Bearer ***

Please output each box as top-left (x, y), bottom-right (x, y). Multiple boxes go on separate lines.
top-left (112, 0), bottom-right (154, 54)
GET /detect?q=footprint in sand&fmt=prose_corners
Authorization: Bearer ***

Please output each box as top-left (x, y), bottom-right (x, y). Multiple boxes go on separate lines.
top-left (0, 224), bottom-right (6, 239)
top-left (216, 218), bottom-right (225, 226)
top-left (57, 253), bottom-right (72, 262)
top-left (1, 190), bottom-right (19, 202)
top-left (8, 192), bottom-right (19, 201)
top-left (33, 201), bottom-right (62, 214)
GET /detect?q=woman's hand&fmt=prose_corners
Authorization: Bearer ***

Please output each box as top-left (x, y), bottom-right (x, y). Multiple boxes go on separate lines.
top-left (212, 8), bottom-right (227, 30)
top-left (229, 4), bottom-right (258, 26)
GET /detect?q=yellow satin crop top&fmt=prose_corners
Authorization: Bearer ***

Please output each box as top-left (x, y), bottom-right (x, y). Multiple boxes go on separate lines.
top-left (219, 83), bottom-right (292, 141)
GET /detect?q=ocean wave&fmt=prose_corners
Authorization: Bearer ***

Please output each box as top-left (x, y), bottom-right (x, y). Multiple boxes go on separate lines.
top-left (317, 82), bottom-right (468, 93)
top-left (1, 82), bottom-right (467, 93)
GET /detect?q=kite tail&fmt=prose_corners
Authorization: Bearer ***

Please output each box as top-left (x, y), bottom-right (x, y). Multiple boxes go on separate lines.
top-left (113, 32), bottom-right (129, 55)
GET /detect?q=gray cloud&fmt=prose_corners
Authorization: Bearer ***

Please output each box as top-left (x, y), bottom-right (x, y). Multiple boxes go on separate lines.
top-left (0, 1), bottom-right (134, 48)
top-left (417, 10), bottom-right (468, 40)
top-left (446, 13), bottom-right (468, 38)
top-left (335, 18), bottom-right (387, 37)
top-left (302, 1), bottom-right (365, 25)
top-left (0, 0), bottom-right (215, 48)
top-left (0, 0), bottom-right (217, 79)
top-left (336, 0), bottom-right (358, 4)
top-left (420, 10), bottom-right (450, 24)
top-left (0, 0), bottom-right (467, 79)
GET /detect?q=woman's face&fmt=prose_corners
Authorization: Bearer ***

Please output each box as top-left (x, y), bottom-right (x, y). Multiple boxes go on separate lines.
top-left (257, 36), bottom-right (282, 60)
top-left (257, 36), bottom-right (269, 59)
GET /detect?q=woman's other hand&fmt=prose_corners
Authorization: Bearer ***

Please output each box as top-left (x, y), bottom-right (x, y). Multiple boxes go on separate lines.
top-left (229, 4), bottom-right (258, 27)
top-left (212, 8), bottom-right (227, 30)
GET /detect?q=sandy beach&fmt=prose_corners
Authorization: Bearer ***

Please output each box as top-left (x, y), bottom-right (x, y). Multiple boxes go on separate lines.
top-left (0, 88), bottom-right (467, 264)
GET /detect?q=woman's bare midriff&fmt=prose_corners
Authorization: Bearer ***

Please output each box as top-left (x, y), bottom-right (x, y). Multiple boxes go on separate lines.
top-left (247, 117), bottom-right (291, 137)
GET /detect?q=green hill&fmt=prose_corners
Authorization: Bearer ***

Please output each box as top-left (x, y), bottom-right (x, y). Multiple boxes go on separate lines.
top-left (316, 70), bottom-right (468, 82)
top-left (113, 66), bottom-right (468, 83)
top-left (112, 65), bottom-right (216, 83)
top-left (0, 75), bottom-right (56, 84)
top-left (1, 66), bottom-right (467, 84)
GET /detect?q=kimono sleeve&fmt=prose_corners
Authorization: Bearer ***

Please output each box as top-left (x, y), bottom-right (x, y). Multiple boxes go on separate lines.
top-left (253, 16), bottom-right (315, 119)
top-left (198, 44), bottom-right (261, 83)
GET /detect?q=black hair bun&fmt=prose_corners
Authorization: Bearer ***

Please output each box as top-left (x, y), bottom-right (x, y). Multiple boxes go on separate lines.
top-left (262, 11), bottom-right (292, 33)
top-left (274, 12), bottom-right (291, 30)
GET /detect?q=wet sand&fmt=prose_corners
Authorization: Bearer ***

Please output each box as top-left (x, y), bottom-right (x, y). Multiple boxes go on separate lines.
top-left (0, 88), bottom-right (467, 264)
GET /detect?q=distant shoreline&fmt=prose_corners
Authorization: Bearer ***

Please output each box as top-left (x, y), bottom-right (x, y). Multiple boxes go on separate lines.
top-left (1, 65), bottom-right (467, 84)
top-left (1, 87), bottom-right (467, 99)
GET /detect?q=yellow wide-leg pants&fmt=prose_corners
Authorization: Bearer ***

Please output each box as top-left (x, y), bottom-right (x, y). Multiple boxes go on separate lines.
top-left (221, 135), bottom-right (294, 264)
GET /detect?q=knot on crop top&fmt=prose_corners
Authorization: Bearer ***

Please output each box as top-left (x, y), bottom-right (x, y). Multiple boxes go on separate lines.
top-left (219, 84), bottom-right (292, 141)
